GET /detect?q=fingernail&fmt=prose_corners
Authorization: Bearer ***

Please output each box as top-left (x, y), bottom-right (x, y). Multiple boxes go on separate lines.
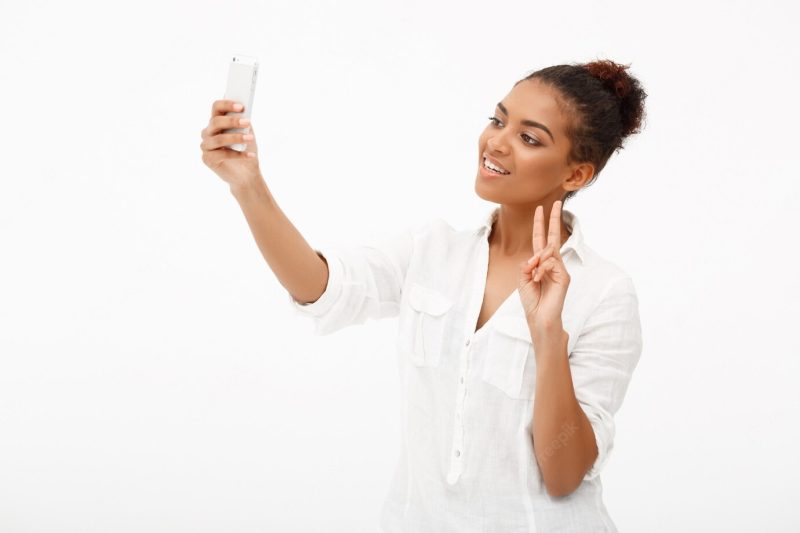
top-left (233, 103), bottom-right (243, 111)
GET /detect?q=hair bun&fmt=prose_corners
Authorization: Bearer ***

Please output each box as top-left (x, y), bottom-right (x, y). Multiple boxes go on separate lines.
top-left (584, 59), bottom-right (647, 137)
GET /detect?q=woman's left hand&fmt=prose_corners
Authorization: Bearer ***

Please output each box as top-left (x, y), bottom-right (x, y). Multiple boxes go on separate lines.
top-left (518, 200), bottom-right (571, 334)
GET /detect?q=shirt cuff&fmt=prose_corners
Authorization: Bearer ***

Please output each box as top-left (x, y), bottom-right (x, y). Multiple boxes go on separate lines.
top-left (582, 410), bottom-right (612, 481)
top-left (288, 247), bottom-right (344, 318)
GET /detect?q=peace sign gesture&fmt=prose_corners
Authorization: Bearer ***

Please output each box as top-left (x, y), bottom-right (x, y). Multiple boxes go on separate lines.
top-left (517, 200), bottom-right (571, 334)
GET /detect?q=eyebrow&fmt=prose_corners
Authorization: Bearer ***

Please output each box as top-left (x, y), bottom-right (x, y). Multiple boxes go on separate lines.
top-left (496, 102), bottom-right (555, 143)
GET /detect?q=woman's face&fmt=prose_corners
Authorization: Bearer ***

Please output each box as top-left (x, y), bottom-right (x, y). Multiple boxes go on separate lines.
top-left (476, 79), bottom-right (581, 206)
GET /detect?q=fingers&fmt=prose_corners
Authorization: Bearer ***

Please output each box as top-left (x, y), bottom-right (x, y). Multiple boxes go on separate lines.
top-left (531, 200), bottom-right (564, 258)
top-left (523, 254), bottom-right (546, 282)
top-left (524, 244), bottom-right (567, 283)
top-left (201, 100), bottom-right (254, 151)
top-left (204, 115), bottom-right (251, 139)
top-left (527, 240), bottom-right (560, 268)
top-left (525, 253), bottom-right (540, 270)
top-left (533, 257), bottom-right (551, 282)
top-left (200, 132), bottom-right (253, 152)
top-left (548, 200), bottom-right (562, 249)
top-left (202, 100), bottom-right (249, 139)
top-left (212, 99), bottom-right (244, 117)
top-left (532, 205), bottom-right (545, 254)
top-left (533, 256), bottom-right (561, 283)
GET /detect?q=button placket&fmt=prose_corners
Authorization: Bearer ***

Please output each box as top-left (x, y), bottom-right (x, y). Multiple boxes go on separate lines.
top-left (448, 240), bottom-right (487, 486)
top-left (448, 334), bottom-right (471, 484)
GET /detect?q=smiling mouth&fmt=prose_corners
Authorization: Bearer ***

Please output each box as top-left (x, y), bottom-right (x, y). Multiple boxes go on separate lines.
top-left (482, 157), bottom-right (510, 175)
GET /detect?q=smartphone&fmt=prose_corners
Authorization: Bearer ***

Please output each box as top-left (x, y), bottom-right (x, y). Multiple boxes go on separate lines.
top-left (222, 55), bottom-right (259, 151)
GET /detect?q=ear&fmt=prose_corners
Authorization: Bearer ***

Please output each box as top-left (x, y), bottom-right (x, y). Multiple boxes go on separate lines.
top-left (563, 162), bottom-right (595, 193)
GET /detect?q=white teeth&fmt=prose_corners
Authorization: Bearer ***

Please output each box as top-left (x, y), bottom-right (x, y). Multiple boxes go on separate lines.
top-left (484, 158), bottom-right (509, 174)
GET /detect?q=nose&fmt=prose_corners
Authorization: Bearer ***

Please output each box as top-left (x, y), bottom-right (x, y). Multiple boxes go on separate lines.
top-left (486, 132), bottom-right (510, 155)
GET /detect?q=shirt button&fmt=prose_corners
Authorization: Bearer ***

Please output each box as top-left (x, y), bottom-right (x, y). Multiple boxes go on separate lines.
top-left (460, 377), bottom-right (464, 384)
top-left (454, 449), bottom-right (461, 457)
top-left (465, 338), bottom-right (470, 346)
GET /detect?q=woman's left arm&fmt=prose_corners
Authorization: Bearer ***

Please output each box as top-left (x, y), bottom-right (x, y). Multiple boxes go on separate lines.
top-left (529, 276), bottom-right (643, 498)
top-left (518, 202), bottom-right (643, 498)
top-left (530, 326), bottom-right (598, 498)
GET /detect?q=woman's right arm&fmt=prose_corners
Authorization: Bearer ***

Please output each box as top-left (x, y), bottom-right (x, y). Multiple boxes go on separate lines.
top-left (229, 179), bottom-right (329, 305)
top-left (200, 99), bottom-right (328, 305)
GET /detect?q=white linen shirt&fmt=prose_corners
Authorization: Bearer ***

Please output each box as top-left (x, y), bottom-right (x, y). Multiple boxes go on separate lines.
top-left (288, 206), bottom-right (643, 533)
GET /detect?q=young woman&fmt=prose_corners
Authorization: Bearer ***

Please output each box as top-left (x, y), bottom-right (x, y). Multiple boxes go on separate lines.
top-left (200, 58), bottom-right (647, 533)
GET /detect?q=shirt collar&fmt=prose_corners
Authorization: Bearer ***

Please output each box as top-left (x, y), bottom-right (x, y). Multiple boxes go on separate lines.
top-left (474, 205), bottom-right (586, 264)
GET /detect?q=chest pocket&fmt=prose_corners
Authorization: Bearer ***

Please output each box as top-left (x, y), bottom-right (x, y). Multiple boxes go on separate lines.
top-left (481, 315), bottom-right (537, 399)
top-left (403, 282), bottom-right (454, 367)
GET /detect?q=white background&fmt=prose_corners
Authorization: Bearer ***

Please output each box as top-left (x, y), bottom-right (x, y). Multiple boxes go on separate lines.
top-left (1, 0), bottom-right (798, 531)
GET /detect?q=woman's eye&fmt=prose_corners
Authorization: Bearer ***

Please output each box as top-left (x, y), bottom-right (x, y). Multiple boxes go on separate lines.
top-left (488, 116), bottom-right (541, 146)
top-left (521, 133), bottom-right (541, 146)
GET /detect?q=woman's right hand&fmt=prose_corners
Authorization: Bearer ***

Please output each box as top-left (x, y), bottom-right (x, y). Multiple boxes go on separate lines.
top-left (200, 99), bottom-right (262, 189)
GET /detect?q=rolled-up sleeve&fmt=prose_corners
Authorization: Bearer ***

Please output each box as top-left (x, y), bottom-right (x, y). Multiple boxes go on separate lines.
top-left (288, 221), bottom-right (424, 336)
top-left (568, 275), bottom-right (643, 481)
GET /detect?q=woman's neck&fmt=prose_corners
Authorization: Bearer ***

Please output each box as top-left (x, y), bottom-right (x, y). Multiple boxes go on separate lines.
top-left (489, 208), bottom-right (571, 258)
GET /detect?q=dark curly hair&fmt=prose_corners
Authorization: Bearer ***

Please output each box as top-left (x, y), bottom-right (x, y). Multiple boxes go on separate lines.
top-left (515, 59), bottom-right (648, 203)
